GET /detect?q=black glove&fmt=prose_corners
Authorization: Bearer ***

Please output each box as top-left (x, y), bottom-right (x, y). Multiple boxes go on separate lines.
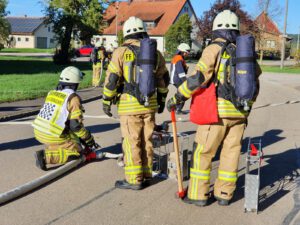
top-left (167, 93), bottom-right (186, 112)
top-left (84, 132), bottom-right (96, 148)
top-left (157, 92), bottom-right (167, 114)
top-left (167, 96), bottom-right (178, 112)
top-left (102, 100), bottom-right (112, 117)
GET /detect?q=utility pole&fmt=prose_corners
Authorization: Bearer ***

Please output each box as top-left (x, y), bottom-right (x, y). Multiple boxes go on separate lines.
top-left (280, 0), bottom-right (288, 69)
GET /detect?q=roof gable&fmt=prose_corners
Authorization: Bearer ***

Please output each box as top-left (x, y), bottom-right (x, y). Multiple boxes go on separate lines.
top-left (6, 17), bottom-right (45, 35)
top-left (103, 0), bottom-right (189, 36)
top-left (255, 12), bottom-right (281, 35)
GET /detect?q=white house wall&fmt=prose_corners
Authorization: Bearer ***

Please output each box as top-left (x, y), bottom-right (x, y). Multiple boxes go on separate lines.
top-left (9, 35), bottom-right (35, 48)
top-left (34, 24), bottom-right (56, 48)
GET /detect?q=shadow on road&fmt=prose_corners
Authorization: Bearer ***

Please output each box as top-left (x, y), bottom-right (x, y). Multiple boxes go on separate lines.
top-left (232, 129), bottom-right (300, 212)
top-left (87, 123), bottom-right (120, 134)
top-left (0, 137), bottom-right (40, 151)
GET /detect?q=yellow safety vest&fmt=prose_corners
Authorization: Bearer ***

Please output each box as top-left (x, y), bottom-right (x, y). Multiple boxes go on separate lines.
top-left (32, 89), bottom-right (74, 138)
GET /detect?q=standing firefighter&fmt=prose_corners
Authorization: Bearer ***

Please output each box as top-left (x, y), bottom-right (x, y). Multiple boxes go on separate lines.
top-left (32, 66), bottom-right (98, 170)
top-left (170, 43), bottom-right (190, 114)
top-left (102, 16), bottom-right (169, 190)
top-left (91, 42), bottom-right (106, 87)
top-left (167, 10), bottom-right (261, 206)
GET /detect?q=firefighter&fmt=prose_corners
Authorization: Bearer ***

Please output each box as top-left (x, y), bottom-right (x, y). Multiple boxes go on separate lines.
top-left (33, 66), bottom-right (98, 170)
top-left (92, 42), bottom-right (106, 87)
top-left (167, 10), bottom-right (261, 206)
top-left (170, 43), bottom-right (190, 114)
top-left (102, 16), bottom-right (169, 190)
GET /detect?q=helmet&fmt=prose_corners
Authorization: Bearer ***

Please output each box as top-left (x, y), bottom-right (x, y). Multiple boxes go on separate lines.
top-left (60, 66), bottom-right (84, 84)
top-left (212, 10), bottom-right (240, 31)
top-left (123, 16), bottom-right (147, 38)
top-left (95, 41), bottom-right (102, 48)
top-left (177, 43), bottom-right (191, 53)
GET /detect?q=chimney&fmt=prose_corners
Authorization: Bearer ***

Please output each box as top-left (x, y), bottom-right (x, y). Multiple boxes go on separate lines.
top-left (128, 0), bottom-right (132, 4)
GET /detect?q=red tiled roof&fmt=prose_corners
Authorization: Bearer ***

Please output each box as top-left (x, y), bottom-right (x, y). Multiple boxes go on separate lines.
top-left (255, 12), bottom-right (281, 35)
top-left (103, 0), bottom-right (188, 36)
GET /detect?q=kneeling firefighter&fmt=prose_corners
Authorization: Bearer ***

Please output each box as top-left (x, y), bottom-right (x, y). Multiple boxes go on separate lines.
top-left (32, 66), bottom-right (98, 170)
top-left (170, 43), bottom-right (190, 114)
top-left (167, 10), bottom-right (261, 206)
top-left (102, 16), bottom-right (169, 190)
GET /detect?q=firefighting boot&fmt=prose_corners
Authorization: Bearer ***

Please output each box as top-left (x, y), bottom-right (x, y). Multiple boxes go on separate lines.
top-left (215, 196), bottom-right (230, 206)
top-left (182, 196), bottom-right (208, 207)
top-left (35, 150), bottom-right (47, 171)
top-left (115, 180), bottom-right (143, 190)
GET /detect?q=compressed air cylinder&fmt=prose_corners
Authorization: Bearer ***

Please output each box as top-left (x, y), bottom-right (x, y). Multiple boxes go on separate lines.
top-left (137, 38), bottom-right (157, 106)
top-left (235, 35), bottom-right (256, 102)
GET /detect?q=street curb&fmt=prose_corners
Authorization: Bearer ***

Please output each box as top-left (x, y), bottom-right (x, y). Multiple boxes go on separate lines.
top-left (0, 95), bottom-right (102, 122)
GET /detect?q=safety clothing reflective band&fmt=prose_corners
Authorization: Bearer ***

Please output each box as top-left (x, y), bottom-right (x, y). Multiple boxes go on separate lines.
top-left (218, 170), bottom-right (237, 182)
top-left (123, 138), bottom-right (133, 166)
top-left (196, 61), bottom-right (207, 72)
top-left (125, 165), bottom-right (142, 184)
top-left (103, 86), bottom-right (117, 98)
top-left (33, 117), bottom-right (64, 137)
top-left (217, 99), bottom-right (250, 117)
top-left (178, 81), bottom-right (193, 98)
top-left (70, 109), bottom-right (82, 119)
top-left (108, 62), bottom-right (119, 74)
top-left (74, 127), bottom-right (88, 138)
top-left (157, 87), bottom-right (169, 94)
top-left (190, 168), bottom-right (210, 180)
top-left (45, 149), bottom-right (79, 164)
top-left (34, 130), bottom-right (67, 144)
top-left (193, 143), bottom-right (204, 170)
top-left (118, 94), bottom-right (157, 113)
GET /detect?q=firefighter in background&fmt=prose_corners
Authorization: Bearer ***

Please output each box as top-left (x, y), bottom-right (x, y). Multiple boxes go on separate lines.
top-left (102, 16), bottom-right (169, 190)
top-left (33, 66), bottom-right (98, 170)
top-left (92, 42), bottom-right (106, 87)
top-left (167, 10), bottom-right (261, 206)
top-left (170, 43), bottom-right (190, 114)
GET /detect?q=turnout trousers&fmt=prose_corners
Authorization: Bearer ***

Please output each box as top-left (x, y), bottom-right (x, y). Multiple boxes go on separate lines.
top-left (120, 113), bottom-right (155, 185)
top-left (44, 138), bottom-right (82, 165)
top-left (92, 63), bottom-right (101, 87)
top-left (188, 118), bottom-right (246, 201)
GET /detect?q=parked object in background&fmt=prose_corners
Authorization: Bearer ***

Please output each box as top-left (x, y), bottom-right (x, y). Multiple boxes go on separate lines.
top-left (75, 45), bottom-right (94, 57)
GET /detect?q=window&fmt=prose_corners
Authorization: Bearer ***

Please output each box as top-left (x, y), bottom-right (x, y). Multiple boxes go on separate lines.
top-left (266, 40), bottom-right (276, 48)
top-left (48, 27), bottom-right (51, 32)
top-left (103, 38), bottom-right (106, 46)
top-left (25, 38), bottom-right (29, 42)
top-left (17, 37), bottom-right (21, 41)
top-left (145, 21), bottom-right (156, 29)
top-left (50, 38), bottom-right (54, 44)
top-left (184, 6), bottom-right (189, 12)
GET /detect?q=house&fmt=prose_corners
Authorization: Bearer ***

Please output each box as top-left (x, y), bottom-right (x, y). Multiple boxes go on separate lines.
top-left (6, 16), bottom-right (56, 49)
top-left (255, 12), bottom-right (292, 58)
top-left (94, 0), bottom-right (200, 53)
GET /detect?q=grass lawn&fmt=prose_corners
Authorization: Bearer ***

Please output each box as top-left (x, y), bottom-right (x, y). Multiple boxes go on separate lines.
top-left (0, 56), bottom-right (95, 103)
top-left (0, 48), bottom-right (55, 53)
top-left (261, 65), bottom-right (300, 74)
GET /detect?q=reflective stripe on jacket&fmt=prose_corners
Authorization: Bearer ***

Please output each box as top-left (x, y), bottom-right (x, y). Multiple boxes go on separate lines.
top-left (170, 54), bottom-right (187, 87)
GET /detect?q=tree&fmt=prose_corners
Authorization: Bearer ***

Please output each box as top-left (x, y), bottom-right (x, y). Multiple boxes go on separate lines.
top-left (44, 0), bottom-right (104, 64)
top-left (197, 0), bottom-right (257, 43)
top-left (165, 14), bottom-right (192, 55)
top-left (0, 0), bottom-right (10, 49)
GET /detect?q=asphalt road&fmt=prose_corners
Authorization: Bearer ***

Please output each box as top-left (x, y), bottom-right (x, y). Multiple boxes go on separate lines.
top-left (0, 71), bottom-right (300, 225)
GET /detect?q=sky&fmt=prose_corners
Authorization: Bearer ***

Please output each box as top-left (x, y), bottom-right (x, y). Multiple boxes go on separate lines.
top-left (6, 0), bottom-right (300, 34)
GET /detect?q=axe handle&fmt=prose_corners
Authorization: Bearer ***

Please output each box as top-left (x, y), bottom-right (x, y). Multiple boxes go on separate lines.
top-left (171, 110), bottom-right (184, 193)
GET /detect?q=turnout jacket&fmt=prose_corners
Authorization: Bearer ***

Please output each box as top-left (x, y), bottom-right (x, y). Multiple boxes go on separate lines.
top-left (103, 39), bottom-right (169, 116)
top-left (178, 38), bottom-right (262, 118)
top-left (170, 54), bottom-right (188, 88)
